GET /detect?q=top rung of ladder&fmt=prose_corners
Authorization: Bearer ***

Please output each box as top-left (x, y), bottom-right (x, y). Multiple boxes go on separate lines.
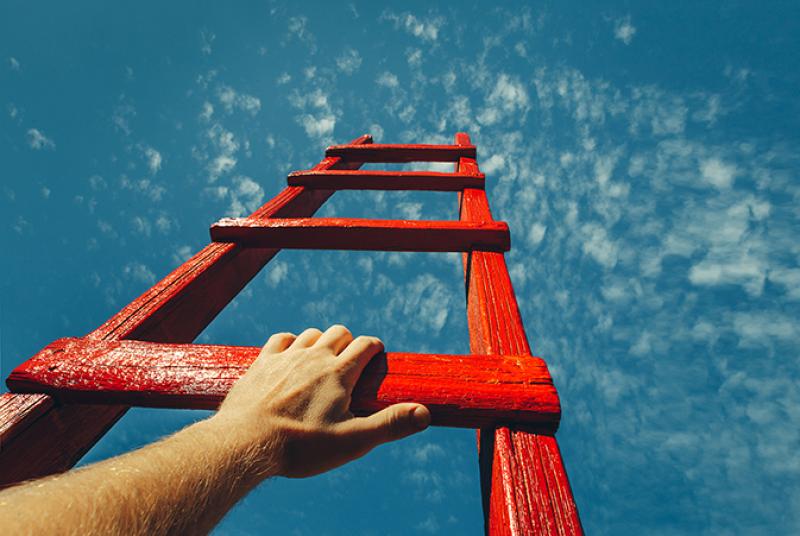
top-left (326, 143), bottom-right (476, 163)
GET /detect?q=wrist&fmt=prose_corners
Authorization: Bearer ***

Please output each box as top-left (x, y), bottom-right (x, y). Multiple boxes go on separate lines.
top-left (201, 413), bottom-right (283, 483)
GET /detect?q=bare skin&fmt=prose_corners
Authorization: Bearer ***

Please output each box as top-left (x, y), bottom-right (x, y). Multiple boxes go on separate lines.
top-left (0, 325), bottom-right (431, 535)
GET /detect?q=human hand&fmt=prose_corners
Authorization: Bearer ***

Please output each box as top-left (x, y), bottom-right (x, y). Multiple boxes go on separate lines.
top-left (214, 325), bottom-right (431, 479)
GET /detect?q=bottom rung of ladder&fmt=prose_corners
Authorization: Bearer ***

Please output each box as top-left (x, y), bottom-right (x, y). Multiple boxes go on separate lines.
top-left (7, 337), bottom-right (560, 430)
top-left (210, 217), bottom-right (511, 252)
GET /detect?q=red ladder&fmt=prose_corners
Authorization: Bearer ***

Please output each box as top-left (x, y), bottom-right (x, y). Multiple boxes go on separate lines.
top-left (0, 132), bottom-right (582, 535)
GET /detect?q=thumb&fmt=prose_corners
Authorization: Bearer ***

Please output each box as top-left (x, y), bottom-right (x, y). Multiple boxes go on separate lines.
top-left (340, 403), bottom-right (431, 455)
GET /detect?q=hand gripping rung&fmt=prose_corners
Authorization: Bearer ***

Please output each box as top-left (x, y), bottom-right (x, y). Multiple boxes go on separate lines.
top-left (288, 170), bottom-right (485, 191)
top-left (6, 337), bottom-right (561, 431)
top-left (209, 217), bottom-right (510, 252)
top-left (325, 143), bottom-right (477, 163)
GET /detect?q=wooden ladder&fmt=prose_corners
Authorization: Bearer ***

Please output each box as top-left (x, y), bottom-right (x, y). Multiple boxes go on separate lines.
top-left (0, 132), bottom-right (583, 535)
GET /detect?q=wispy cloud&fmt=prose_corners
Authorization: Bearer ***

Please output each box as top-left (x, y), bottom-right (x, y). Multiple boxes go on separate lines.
top-left (289, 88), bottom-right (337, 142)
top-left (614, 16), bottom-right (637, 45)
top-left (142, 146), bottom-right (162, 174)
top-left (217, 85), bottom-right (261, 116)
top-left (335, 47), bottom-right (362, 75)
top-left (477, 74), bottom-right (529, 126)
top-left (382, 12), bottom-right (442, 42)
top-left (26, 128), bottom-right (55, 150)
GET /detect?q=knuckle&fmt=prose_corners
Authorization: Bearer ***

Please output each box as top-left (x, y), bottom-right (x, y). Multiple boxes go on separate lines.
top-left (329, 324), bottom-right (351, 337)
top-left (270, 332), bottom-right (295, 342)
top-left (302, 327), bottom-right (323, 337)
top-left (387, 409), bottom-right (405, 440)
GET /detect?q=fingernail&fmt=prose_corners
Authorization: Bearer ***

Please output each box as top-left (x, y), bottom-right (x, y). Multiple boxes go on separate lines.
top-left (412, 406), bottom-right (431, 430)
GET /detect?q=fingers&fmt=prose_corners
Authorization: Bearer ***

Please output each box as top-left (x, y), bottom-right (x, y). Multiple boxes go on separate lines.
top-left (313, 325), bottom-right (353, 355)
top-left (262, 332), bottom-right (296, 354)
top-left (289, 328), bottom-right (324, 350)
top-left (336, 336), bottom-right (384, 387)
top-left (336, 404), bottom-right (431, 457)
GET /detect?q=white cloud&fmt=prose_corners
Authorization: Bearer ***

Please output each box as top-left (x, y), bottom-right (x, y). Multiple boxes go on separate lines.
top-left (335, 47), bottom-right (362, 74)
top-left (383, 12), bottom-right (441, 42)
top-left (217, 85), bottom-right (261, 116)
top-left (528, 222), bottom-right (547, 248)
top-left (276, 73), bottom-right (291, 85)
top-left (9, 57), bottom-right (20, 70)
top-left (205, 124), bottom-right (240, 182)
top-left (416, 514), bottom-right (440, 534)
top-left (411, 443), bottom-right (445, 463)
top-left (377, 71), bottom-right (399, 88)
top-left (733, 313), bottom-right (797, 347)
top-left (389, 274), bottom-right (452, 335)
top-left (200, 30), bottom-right (215, 55)
top-left (120, 176), bottom-right (165, 202)
top-left (26, 128), bottom-right (55, 150)
top-left (227, 175), bottom-right (264, 217)
top-left (482, 154), bottom-right (506, 174)
top-left (143, 146), bottom-right (162, 174)
top-left (689, 255), bottom-right (765, 296)
top-left (581, 223), bottom-right (618, 268)
top-left (155, 214), bottom-right (173, 233)
top-left (299, 114), bottom-right (335, 139)
top-left (397, 202), bottom-right (423, 220)
top-left (478, 74), bottom-right (529, 125)
top-left (407, 48), bottom-right (423, 67)
top-left (614, 16), bottom-right (637, 45)
top-left (112, 99), bottom-right (136, 136)
top-left (209, 155), bottom-right (237, 182)
top-left (286, 16), bottom-right (315, 50)
top-left (768, 268), bottom-right (800, 300)
top-left (172, 245), bottom-right (193, 266)
top-left (199, 101), bottom-right (214, 122)
top-left (680, 196), bottom-right (772, 296)
top-left (266, 261), bottom-right (289, 288)
top-left (123, 262), bottom-right (156, 285)
top-left (131, 215), bottom-right (151, 236)
top-left (700, 157), bottom-right (737, 189)
top-left (290, 89), bottom-right (338, 141)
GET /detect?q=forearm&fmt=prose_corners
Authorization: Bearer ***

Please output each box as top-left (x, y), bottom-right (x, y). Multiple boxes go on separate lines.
top-left (0, 415), bottom-right (278, 535)
top-left (0, 326), bottom-right (429, 535)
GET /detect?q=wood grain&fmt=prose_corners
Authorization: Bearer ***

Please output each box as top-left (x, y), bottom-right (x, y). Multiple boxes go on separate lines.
top-left (288, 169), bottom-right (485, 191)
top-left (7, 338), bottom-right (560, 431)
top-left (211, 217), bottom-right (511, 252)
top-left (455, 132), bottom-right (584, 535)
top-left (326, 143), bottom-right (476, 162)
top-left (0, 135), bottom-right (373, 487)
top-left (0, 393), bottom-right (53, 445)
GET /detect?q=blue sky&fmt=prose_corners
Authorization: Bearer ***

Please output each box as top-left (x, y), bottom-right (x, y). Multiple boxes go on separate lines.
top-left (2, 1), bottom-right (799, 534)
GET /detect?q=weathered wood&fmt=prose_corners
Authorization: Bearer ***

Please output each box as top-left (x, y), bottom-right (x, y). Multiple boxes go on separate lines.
top-left (0, 399), bottom-right (125, 488)
top-left (211, 217), bottom-right (510, 252)
top-left (288, 169), bottom-right (485, 191)
top-left (7, 338), bottom-right (561, 431)
top-left (455, 132), bottom-right (583, 535)
top-left (326, 143), bottom-right (476, 162)
top-left (0, 393), bottom-right (53, 445)
top-left (0, 135), bottom-right (373, 487)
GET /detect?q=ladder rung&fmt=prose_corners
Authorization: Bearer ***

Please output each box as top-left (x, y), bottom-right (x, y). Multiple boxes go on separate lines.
top-left (7, 338), bottom-right (561, 430)
top-left (210, 217), bottom-right (510, 252)
top-left (288, 170), bottom-right (485, 191)
top-left (325, 143), bottom-right (476, 163)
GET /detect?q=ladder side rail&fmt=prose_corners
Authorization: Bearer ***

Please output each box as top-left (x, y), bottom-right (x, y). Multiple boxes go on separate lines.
top-left (455, 133), bottom-right (583, 535)
top-left (0, 135), bottom-right (372, 486)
